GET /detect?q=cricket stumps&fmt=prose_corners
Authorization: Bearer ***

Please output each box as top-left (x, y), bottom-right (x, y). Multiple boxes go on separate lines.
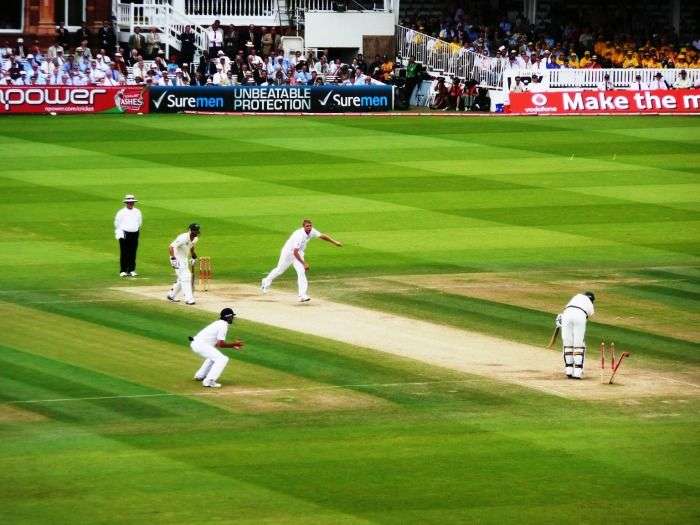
top-left (600, 341), bottom-right (630, 384)
top-left (198, 256), bottom-right (212, 291)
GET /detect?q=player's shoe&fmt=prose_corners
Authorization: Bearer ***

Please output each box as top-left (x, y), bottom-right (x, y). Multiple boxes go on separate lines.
top-left (194, 376), bottom-right (204, 381)
top-left (185, 301), bottom-right (196, 305)
top-left (167, 294), bottom-right (179, 302)
top-left (203, 380), bottom-right (221, 388)
top-left (299, 296), bottom-right (311, 302)
top-left (119, 272), bottom-right (128, 277)
top-left (260, 279), bottom-right (269, 294)
top-left (129, 271), bottom-right (138, 277)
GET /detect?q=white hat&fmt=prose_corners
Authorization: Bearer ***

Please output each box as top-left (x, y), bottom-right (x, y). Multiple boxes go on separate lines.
top-left (27, 54), bottom-right (34, 59)
top-left (123, 194), bottom-right (138, 203)
top-left (217, 50), bottom-right (225, 55)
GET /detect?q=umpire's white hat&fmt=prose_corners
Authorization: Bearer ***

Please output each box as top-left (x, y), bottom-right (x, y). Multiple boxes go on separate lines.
top-left (123, 194), bottom-right (138, 203)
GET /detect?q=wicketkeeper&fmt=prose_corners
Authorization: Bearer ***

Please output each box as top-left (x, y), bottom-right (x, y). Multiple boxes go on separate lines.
top-left (559, 291), bottom-right (595, 379)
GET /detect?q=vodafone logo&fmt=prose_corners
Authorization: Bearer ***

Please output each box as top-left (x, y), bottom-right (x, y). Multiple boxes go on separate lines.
top-left (531, 93), bottom-right (548, 106)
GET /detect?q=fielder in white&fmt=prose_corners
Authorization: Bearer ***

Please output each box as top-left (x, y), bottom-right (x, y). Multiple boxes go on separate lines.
top-left (189, 308), bottom-right (244, 388)
top-left (559, 291), bottom-right (595, 379)
top-left (261, 219), bottom-right (342, 302)
top-left (167, 223), bottom-right (200, 305)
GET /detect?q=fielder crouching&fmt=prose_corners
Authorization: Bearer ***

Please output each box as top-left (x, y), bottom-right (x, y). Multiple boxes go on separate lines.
top-left (189, 308), bottom-right (244, 388)
top-left (560, 291), bottom-right (595, 379)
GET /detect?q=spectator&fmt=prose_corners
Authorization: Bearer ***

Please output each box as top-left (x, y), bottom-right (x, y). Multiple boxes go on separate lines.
top-left (675, 70), bottom-right (692, 88)
top-left (133, 56), bottom-right (147, 81)
top-left (241, 25), bottom-right (259, 53)
top-left (128, 27), bottom-right (145, 56)
top-left (314, 55), bottom-right (329, 78)
top-left (430, 77), bottom-right (449, 109)
top-left (247, 47), bottom-right (263, 68)
top-left (74, 22), bottom-right (91, 48)
top-left (56, 23), bottom-right (70, 49)
top-left (598, 73), bottom-right (614, 91)
top-left (511, 75), bottom-right (527, 92)
top-left (447, 77), bottom-right (463, 110)
top-left (462, 79), bottom-right (478, 111)
top-left (648, 72), bottom-right (668, 90)
top-left (223, 25), bottom-right (237, 58)
top-left (179, 25), bottom-right (196, 65)
top-left (207, 20), bottom-right (224, 57)
top-left (380, 55), bottom-right (394, 83)
top-left (145, 27), bottom-right (161, 59)
top-left (622, 50), bottom-right (639, 68)
top-left (127, 49), bottom-right (139, 67)
top-left (260, 27), bottom-right (274, 57)
top-left (628, 74), bottom-right (646, 90)
top-left (98, 20), bottom-right (117, 54)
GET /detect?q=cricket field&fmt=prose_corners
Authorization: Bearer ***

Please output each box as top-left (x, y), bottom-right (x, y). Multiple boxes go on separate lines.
top-left (0, 115), bottom-right (698, 524)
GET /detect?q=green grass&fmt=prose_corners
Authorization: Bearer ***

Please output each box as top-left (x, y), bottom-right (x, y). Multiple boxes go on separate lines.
top-left (0, 114), bottom-right (698, 524)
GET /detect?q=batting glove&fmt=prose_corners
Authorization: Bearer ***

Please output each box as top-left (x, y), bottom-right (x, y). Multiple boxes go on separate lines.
top-left (170, 257), bottom-right (179, 269)
top-left (555, 314), bottom-right (562, 328)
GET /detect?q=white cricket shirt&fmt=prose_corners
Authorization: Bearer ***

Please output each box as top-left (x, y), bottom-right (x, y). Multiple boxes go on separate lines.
top-left (566, 294), bottom-right (594, 317)
top-left (170, 232), bottom-right (198, 262)
top-left (282, 227), bottom-right (321, 254)
top-left (114, 207), bottom-right (142, 232)
top-left (193, 319), bottom-right (229, 345)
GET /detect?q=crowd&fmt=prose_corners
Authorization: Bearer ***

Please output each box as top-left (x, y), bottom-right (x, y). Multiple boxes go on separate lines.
top-left (0, 19), bottom-right (389, 87)
top-left (400, 3), bottom-right (700, 70)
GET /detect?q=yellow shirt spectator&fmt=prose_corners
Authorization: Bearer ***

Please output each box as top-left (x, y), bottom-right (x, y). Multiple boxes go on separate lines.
top-left (622, 53), bottom-right (639, 68)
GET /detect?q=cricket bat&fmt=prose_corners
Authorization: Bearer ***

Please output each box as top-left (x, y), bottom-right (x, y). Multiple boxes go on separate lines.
top-left (547, 326), bottom-right (560, 348)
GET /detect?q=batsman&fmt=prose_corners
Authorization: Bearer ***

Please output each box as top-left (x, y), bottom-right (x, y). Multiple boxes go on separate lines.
top-left (556, 291), bottom-right (595, 379)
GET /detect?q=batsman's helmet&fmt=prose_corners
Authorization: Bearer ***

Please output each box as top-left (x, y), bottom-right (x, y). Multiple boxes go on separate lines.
top-left (584, 291), bottom-right (595, 303)
top-left (189, 223), bottom-right (201, 232)
top-left (220, 308), bottom-right (236, 321)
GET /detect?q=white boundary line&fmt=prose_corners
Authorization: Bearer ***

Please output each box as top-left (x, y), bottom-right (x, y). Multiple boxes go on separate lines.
top-left (4, 379), bottom-right (484, 405)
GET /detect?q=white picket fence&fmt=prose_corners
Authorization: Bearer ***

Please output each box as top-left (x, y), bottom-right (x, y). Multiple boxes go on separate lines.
top-left (504, 68), bottom-right (700, 90)
top-left (396, 25), bottom-right (508, 89)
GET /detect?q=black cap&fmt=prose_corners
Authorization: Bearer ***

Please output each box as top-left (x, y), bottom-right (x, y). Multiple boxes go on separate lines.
top-left (189, 223), bottom-right (201, 232)
top-left (220, 308), bottom-right (236, 319)
top-left (584, 291), bottom-right (595, 303)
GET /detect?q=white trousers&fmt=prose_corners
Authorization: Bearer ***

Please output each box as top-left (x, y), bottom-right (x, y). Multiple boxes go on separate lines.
top-left (190, 341), bottom-right (229, 382)
top-left (561, 308), bottom-right (587, 378)
top-left (170, 262), bottom-right (194, 303)
top-left (263, 250), bottom-right (308, 298)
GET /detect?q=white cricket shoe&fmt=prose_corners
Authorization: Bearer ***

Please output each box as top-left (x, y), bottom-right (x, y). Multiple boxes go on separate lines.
top-left (299, 296), bottom-right (311, 302)
top-left (203, 380), bottom-right (221, 388)
top-left (119, 272), bottom-right (128, 277)
top-left (260, 279), bottom-right (269, 294)
top-left (129, 271), bottom-right (138, 277)
top-left (185, 301), bottom-right (196, 305)
top-left (167, 294), bottom-right (179, 302)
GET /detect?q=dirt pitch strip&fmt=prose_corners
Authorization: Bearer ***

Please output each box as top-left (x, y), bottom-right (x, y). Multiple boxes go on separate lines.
top-left (119, 284), bottom-right (699, 400)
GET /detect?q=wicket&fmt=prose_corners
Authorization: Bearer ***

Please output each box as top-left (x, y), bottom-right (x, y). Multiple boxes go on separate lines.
top-left (198, 257), bottom-right (212, 291)
top-left (600, 341), bottom-right (630, 384)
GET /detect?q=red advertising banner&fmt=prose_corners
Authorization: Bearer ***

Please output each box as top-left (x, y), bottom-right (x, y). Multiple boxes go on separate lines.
top-left (509, 89), bottom-right (700, 115)
top-left (0, 86), bottom-right (149, 114)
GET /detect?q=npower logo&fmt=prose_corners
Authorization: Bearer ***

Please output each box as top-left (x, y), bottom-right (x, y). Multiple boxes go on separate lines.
top-left (0, 87), bottom-right (106, 111)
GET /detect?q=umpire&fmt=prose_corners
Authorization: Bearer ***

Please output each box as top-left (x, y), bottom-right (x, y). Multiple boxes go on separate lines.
top-left (114, 194), bottom-right (142, 277)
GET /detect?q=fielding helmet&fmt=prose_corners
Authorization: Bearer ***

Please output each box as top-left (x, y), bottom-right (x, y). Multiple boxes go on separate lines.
top-left (584, 291), bottom-right (595, 303)
top-left (220, 308), bottom-right (236, 321)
